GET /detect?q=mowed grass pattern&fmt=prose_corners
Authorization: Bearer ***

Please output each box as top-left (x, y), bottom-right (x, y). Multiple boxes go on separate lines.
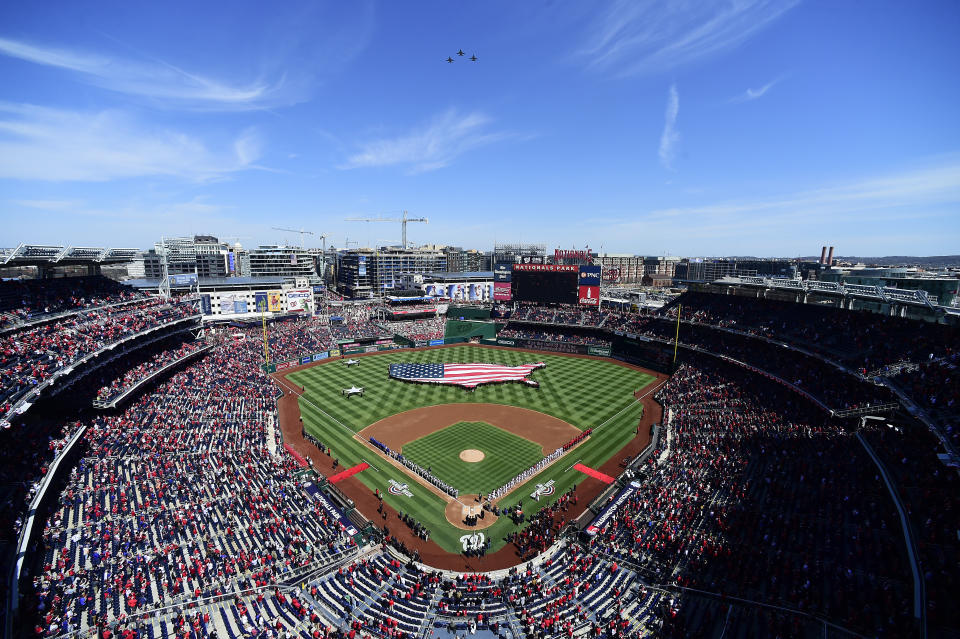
top-left (401, 422), bottom-right (543, 496)
top-left (290, 345), bottom-right (656, 553)
top-left (289, 345), bottom-right (654, 431)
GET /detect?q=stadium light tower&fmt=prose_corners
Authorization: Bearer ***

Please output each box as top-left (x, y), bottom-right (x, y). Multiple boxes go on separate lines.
top-left (344, 210), bottom-right (428, 250)
top-left (158, 237), bottom-right (171, 299)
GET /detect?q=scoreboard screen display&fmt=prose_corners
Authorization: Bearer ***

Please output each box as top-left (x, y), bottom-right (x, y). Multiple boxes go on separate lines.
top-left (511, 264), bottom-right (578, 304)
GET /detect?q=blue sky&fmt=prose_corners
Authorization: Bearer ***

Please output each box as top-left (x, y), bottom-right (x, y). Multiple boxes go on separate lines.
top-left (1, 1), bottom-right (958, 257)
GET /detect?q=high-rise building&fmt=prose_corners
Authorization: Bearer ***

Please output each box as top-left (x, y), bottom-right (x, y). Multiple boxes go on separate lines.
top-left (674, 258), bottom-right (797, 282)
top-left (444, 247), bottom-right (490, 272)
top-left (247, 246), bottom-right (319, 280)
top-left (594, 254), bottom-right (644, 284)
top-left (336, 246), bottom-right (447, 298)
top-left (139, 236), bottom-right (231, 279)
top-left (493, 243), bottom-right (546, 266)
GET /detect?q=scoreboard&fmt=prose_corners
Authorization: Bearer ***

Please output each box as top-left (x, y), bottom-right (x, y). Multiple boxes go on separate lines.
top-left (509, 264), bottom-right (602, 306)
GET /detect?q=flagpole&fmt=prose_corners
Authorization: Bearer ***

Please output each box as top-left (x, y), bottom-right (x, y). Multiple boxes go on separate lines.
top-left (672, 304), bottom-right (681, 365)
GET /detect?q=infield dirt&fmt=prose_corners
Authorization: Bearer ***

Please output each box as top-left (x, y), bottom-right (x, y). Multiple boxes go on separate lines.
top-left (359, 403), bottom-right (580, 456)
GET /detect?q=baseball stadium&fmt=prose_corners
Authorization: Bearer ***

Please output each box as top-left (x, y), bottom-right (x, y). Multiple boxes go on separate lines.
top-left (3, 248), bottom-right (958, 639)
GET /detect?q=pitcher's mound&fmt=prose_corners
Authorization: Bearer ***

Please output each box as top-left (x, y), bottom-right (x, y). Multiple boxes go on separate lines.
top-left (459, 449), bottom-right (485, 463)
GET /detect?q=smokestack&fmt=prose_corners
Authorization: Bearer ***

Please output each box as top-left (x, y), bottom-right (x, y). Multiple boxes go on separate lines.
top-left (827, 246), bottom-right (834, 266)
top-left (820, 246), bottom-right (828, 264)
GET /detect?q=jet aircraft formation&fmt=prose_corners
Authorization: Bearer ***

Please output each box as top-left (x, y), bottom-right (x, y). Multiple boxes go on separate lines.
top-left (446, 49), bottom-right (477, 63)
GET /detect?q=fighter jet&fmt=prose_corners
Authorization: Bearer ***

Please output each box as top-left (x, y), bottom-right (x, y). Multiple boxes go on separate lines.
top-left (341, 386), bottom-right (364, 397)
top-left (343, 359), bottom-right (360, 367)
top-left (446, 56), bottom-right (454, 63)
top-left (470, 54), bottom-right (478, 62)
top-left (457, 49), bottom-right (465, 56)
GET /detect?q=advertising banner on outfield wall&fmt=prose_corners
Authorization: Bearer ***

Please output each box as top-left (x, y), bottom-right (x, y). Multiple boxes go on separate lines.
top-left (587, 346), bottom-right (612, 357)
top-left (234, 300), bottom-right (248, 314)
top-left (220, 295), bottom-right (235, 313)
top-left (585, 481), bottom-right (642, 535)
top-left (255, 292), bottom-right (268, 313)
top-left (493, 281), bottom-right (512, 301)
top-left (312, 352), bottom-right (329, 361)
top-left (429, 339), bottom-right (444, 346)
top-left (200, 294), bottom-right (212, 315)
top-left (329, 349), bottom-right (341, 358)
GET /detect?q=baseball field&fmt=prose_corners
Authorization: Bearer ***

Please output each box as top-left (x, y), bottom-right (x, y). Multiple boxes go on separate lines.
top-left (287, 344), bottom-right (656, 554)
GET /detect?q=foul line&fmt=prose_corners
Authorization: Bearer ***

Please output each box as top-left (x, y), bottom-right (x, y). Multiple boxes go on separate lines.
top-left (591, 378), bottom-right (666, 434)
top-left (273, 374), bottom-right (358, 436)
top-left (565, 459), bottom-right (583, 473)
top-left (361, 459), bottom-right (380, 473)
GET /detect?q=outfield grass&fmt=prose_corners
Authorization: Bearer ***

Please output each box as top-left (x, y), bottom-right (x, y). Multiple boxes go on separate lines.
top-left (401, 421), bottom-right (543, 495)
top-left (289, 345), bottom-right (652, 431)
top-left (290, 345), bottom-right (655, 553)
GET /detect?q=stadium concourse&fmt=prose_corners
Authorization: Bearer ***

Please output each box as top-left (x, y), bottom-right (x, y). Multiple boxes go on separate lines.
top-left (1, 278), bottom-right (958, 638)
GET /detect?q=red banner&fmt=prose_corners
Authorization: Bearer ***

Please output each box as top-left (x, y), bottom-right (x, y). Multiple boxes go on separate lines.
top-left (284, 444), bottom-right (308, 467)
top-left (513, 263), bottom-right (578, 272)
top-left (573, 463), bottom-right (615, 484)
top-left (328, 461), bottom-right (370, 483)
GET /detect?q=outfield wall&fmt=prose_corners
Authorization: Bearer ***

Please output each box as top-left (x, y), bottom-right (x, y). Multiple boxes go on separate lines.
top-left (447, 306), bottom-right (491, 320)
top-left (485, 336), bottom-right (612, 358)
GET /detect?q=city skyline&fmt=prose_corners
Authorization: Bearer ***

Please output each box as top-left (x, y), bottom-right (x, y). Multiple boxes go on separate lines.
top-left (1, 1), bottom-right (958, 255)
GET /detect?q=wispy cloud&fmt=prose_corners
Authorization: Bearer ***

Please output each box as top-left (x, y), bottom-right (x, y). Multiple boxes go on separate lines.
top-left (731, 78), bottom-right (782, 103)
top-left (591, 160), bottom-right (960, 254)
top-left (659, 84), bottom-right (679, 170)
top-left (609, 162), bottom-right (960, 238)
top-left (341, 109), bottom-right (514, 173)
top-left (578, 0), bottom-right (799, 77)
top-left (0, 102), bottom-right (263, 181)
top-left (0, 36), bottom-right (293, 110)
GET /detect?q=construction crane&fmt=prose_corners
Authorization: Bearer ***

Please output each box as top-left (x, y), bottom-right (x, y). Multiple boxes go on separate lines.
top-left (344, 210), bottom-right (428, 250)
top-left (271, 226), bottom-right (314, 248)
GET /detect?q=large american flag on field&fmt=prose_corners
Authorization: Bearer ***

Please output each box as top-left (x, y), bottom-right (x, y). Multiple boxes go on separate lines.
top-left (389, 362), bottom-right (546, 389)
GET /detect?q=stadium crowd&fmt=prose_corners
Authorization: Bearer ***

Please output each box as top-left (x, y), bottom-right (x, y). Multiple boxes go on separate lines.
top-left (374, 317), bottom-right (444, 342)
top-left (497, 327), bottom-right (611, 348)
top-left (94, 339), bottom-right (207, 402)
top-left (8, 280), bottom-right (959, 638)
top-left (0, 277), bottom-right (146, 328)
top-left (661, 290), bottom-right (960, 373)
top-left (509, 305), bottom-right (606, 327)
top-left (329, 306), bottom-right (391, 342)
top-left (2, 296), bottom-right (197, 421)
top-left (26, 333), bottom-right (360, 638)
top-left (592, 358), bottom-right (914, 637)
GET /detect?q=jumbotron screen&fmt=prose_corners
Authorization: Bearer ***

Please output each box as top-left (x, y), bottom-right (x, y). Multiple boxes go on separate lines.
top-left (511, 264), bottom-right (579, 304)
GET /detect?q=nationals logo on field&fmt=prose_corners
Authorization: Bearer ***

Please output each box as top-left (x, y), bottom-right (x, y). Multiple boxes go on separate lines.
top-left (530, 479), bottom-right (556, 501)
top-left (388, 479), bottom-right (413, 497)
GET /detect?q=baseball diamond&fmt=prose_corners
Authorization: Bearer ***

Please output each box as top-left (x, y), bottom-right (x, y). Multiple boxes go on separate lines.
top-left (401, 421), bottom-right (545, 496)
top-left (286, 344), bottom-right (656, 555)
